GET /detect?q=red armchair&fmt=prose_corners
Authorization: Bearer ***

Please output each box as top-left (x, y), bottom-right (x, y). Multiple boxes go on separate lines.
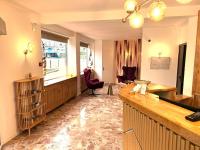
top-left (117, 66), bottom-right (137, 83)
top-left (84, 68), bottom-right (104, 95)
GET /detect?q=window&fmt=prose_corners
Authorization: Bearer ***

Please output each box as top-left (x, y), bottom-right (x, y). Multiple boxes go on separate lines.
top-left (80, 42), bottom-right (91, 73)
top-left (41, 31), bottom-right (68, 81)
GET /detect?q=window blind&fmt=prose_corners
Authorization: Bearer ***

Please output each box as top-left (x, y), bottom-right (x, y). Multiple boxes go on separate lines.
top-left (80, 42), bottom-right (89, 48)
top-left (41, 30), bottom-right (68, 43)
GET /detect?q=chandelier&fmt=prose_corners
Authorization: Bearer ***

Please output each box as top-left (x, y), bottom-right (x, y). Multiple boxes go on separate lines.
top-left (122, 0), bottom-right (192, 28)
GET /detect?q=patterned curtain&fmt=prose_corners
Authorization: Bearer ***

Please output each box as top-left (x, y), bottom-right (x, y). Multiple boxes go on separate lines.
top-left (115, 39), bottom-right (142, 79)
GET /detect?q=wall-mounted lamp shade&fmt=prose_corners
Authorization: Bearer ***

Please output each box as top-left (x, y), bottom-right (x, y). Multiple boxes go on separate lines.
top-left (0, 17), bottom-right (7, 35)
top-left (176, 0), bottom-right (192, 4)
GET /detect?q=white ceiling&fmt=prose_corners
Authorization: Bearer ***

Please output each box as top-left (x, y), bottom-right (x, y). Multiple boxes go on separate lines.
top-left (62, 20), bottom-right (142, 40)
top-left (11, 0), bottom-right (200, 13)
top-left (11, 0), bottom-right (200, 40)
top-left (61, 17), bottom-right (187, 39)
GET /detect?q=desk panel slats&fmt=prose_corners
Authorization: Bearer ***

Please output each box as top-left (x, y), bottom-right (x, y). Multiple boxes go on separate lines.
top-left (123, 102), bottom-right (200, 150)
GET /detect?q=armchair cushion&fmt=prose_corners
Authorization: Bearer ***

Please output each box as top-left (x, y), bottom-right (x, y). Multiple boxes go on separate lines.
top-left (117, 75), bottom-right (126, 83)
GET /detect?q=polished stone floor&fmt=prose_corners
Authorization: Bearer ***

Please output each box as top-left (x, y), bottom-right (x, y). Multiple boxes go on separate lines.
top-left (3, 86), bottom-right (123, 150)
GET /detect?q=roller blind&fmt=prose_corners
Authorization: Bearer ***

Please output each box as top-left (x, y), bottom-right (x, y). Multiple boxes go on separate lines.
top-left (80, 42), bottom-right (89, 48)
top-left (41, 30), bottom-right (68, 43)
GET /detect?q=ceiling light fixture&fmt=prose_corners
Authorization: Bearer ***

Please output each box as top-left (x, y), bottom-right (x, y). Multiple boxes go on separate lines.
top-left (124, 0), bottom-right (138, 12)
top-left (148, 1), bottom-right (167, 21)
top-left (129, 11), bottom-right (144, 28)
top-left (122, 0), bottom-right (192, 28)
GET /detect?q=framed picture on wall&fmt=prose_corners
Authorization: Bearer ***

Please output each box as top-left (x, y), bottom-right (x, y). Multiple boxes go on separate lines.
top-left (150, 57), bottom-right (171, 70)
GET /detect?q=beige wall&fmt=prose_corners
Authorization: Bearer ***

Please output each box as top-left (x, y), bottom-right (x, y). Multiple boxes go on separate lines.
top-left (94, 40), bottom-right (103, 80)
top-left (72, 33), bottom-right (94, 96)
top-left (141, 17), bottom-right (198, 95)
top-left (0, 1), bottom-right (96, 145)
top-left (183, 16), bottom-right (198, 96)
top-left (141, 27), bottom-right (180, 86)
top-left (71, 33), bottom-right (95, 95)
top-left (102, 40), bottom-right (116, 83)
top-left (0, 1), bottom-right (42, 144)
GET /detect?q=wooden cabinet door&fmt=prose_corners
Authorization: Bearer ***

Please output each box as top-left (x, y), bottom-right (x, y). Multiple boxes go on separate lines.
top-left (72, 78), bottom-right (77, 97)
top-left (45, 84), bottom-right (55, 113)
top-left (57, 82), bottom-right (63, 106)
top-left (67, 78), bottom-right (77, 99)
top-left (45, 77), bottom-right (77, 113)
top-left (81, 74), bottom-right (87, 92)
top-left (193, 11), bottom-right (200, 94)
top-left (63, 80), bottom-right (70, 102)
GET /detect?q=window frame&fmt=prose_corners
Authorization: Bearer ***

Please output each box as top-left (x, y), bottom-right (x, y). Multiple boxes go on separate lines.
top-left (41, 30), bottom-right (68, 81)
top-left (80, 42), bottom-right (90, 74)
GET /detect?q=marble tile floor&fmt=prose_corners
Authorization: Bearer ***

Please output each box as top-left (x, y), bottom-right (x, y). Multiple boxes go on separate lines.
top-left (3, 85), bottom-right (123, 150)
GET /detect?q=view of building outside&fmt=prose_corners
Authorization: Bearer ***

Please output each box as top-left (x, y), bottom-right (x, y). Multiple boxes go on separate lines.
top-left (80, 46), bottom-right (90, 74)
top-left (42, 38), bottom-right (67, 80)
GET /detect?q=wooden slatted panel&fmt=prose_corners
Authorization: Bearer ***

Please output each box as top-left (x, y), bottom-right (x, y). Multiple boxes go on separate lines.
top-left (192, 11), bottom-right (200, 94)
top-left (15, 77), bottom-right (46, 135)
top-left (123, 102), bottom-right (200, 150)
top-left (44, 77), bottom-right (77, 113)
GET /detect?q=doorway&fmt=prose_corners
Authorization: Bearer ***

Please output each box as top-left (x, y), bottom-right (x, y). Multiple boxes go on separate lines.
top-left (176, 43), bottom-right (187, 95)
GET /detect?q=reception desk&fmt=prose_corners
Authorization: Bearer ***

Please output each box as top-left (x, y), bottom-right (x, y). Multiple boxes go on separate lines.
top-left (119, 83), bottom-right (200, 150)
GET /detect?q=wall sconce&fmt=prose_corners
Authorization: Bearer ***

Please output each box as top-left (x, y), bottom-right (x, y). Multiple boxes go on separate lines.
top-left (0, 17), bottom-right (7, 35)
top-left (158, 51), bottom-right (162, 58)
top-left (24, 42), bottom-right (33, 55)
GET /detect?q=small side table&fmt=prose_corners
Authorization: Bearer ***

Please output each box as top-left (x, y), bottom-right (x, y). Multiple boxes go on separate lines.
top-left (107, 83), bottom-right (113, 95)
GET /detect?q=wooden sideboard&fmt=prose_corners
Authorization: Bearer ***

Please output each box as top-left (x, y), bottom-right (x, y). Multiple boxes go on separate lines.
top-left (193, 10), bottom-right (200, 94)
top-left (80, 74), bottom-right (87, 93)
top-left (14, 77), bottom-right (46, 135)
top-left (119, 84), bottom-right (200, 150)
top-left (43, 77), bottom-right (77, 113)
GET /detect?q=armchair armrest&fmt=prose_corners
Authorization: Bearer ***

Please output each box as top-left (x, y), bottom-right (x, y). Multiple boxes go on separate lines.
top-left (117, 75), bottom-right (126, 83)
